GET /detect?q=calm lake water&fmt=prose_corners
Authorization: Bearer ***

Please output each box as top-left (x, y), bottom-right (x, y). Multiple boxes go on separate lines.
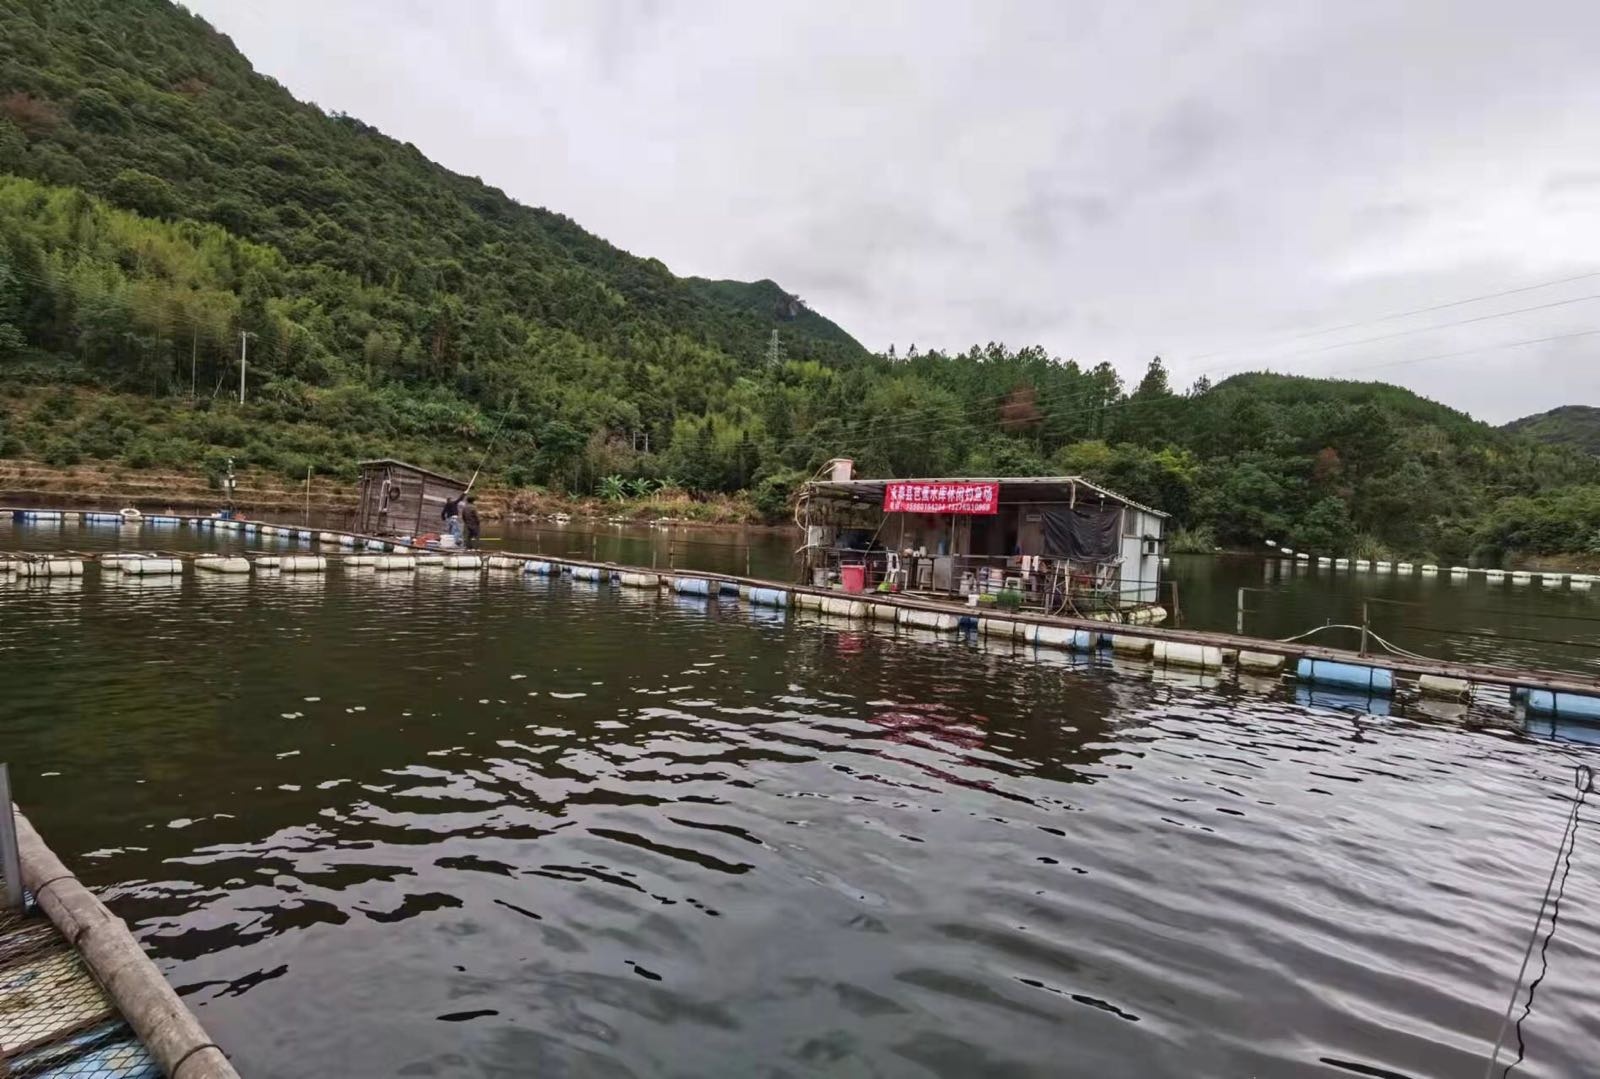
top-left (3, 517), bottom-right (1600, 1077)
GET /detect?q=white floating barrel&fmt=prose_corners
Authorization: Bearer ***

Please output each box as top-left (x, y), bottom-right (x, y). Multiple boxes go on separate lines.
top-left (1420, 564), bottom-right (1438, 575)
top-left (17, 510), bottom-right (63, 521)
top-left (522, 561), bottom-right (554, 575)
top-left (375, 555), bottom-right (416, 571)
top-left (1316, 557), bottom-right (1331, 566)
top-left (1294, 552), bottom-right (1309, 561)
top-left (1108, 634), bottom-right (1153, 657)
top-left (1510, 571), bottom-right (1532, 585)
top-left (978, 617), bottom-right (1024, 639)
top-left (1419, 675), bottom-right (1472, 701)
top-left (338, 534), bottom-right (356, 547)
top-left (618, 571), bottom-right (660, 589)
top-left (414, 554), bottom-right (443, 567)
top-left (1238, 651), bottom-right (1286, 673)
top-left (195, 556), bottom-right (250, 574)
top-left (256, 556), bottom-right (281, 568)
top-left (444, 555), bottom-right (482, 570)
top-left (1397, 562), bottom-right (1414, 572)
top-left (672, 576), bottom-right (711, 595)
top-left (1484, 569), bottom-right (1505, 582)
top-left (318, 531), bottom-right (341, 544)
top-left (1029, 624), bottom-right (1099, 651)
top-left (572, 565), bottom-right (604, 582)
top-left (486, 556), bottom-right (522, 570)
top-left (20, 559), bottom-right (84, 577)
top-left (817, 595), bottom-right (867, 619)
top-left (1571, 576), bottom-right (1592, 591)
top-left (281, 555), bottom-right (327, 573)
top-left (898, 607), bottom-right (959, 632)
top-left (122, 557), bottom-right (184, 576)
top-left (1449, 566), bottom-right (1469, 578)
top-left (868, 602), bottom-right (898, 623)
top-left (1151, 640), bottom-right (1224, 669)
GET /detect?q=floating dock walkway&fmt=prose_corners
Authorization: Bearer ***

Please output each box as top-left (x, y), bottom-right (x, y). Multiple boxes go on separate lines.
top-left (7, 507), bottom-right (1600, 715)
top-left (0, 789), bottom-right (239, 1077)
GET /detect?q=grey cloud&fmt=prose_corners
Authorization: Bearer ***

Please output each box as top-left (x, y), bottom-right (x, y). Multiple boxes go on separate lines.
top-left (189, 0), bottom-right (1600, 422)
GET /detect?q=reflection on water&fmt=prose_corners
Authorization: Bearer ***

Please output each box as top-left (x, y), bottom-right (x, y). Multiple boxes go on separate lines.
top-left (3, 519), bottom-right (1600, 1077)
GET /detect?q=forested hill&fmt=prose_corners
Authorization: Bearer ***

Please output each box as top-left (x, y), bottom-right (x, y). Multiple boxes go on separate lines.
top-left (0, 0), bottom-right (864, 380)
top-left (1, 1), bottom-right (1599, 562)
top-left (1503, 406), bottom-right (1600, 456)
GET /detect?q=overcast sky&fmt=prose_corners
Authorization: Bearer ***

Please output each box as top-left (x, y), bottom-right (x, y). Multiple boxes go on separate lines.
top-left (189, 0), bottom-right (1600, 423)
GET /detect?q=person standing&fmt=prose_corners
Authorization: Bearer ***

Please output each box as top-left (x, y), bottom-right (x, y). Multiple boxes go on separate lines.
top-left (442, 492), bottom-right (463, 543)
top-left (460, 494), bottom-right (481, 549)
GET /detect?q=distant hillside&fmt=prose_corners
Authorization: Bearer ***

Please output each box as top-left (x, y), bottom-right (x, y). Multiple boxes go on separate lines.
top-left (685, 278), bottom-right (864, 352)
top-left (0, 0), bottom-right (867, 485)
top-left (1503, 406), bottom-right (1600, 456)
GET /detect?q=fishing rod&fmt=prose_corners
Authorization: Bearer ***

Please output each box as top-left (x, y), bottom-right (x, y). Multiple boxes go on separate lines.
top-left (465, 393), bottom-right (518, 495)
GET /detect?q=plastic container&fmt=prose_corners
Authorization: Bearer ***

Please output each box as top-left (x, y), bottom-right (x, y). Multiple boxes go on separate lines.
top-left (840, 564), bottom-right (867, 593)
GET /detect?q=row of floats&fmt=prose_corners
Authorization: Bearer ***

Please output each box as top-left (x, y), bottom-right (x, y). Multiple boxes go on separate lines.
top-left (501, 560), bottom-right (1600, 720)
top-left (0, 551), bottom-right (491, 577)
top-left (1273, 555), bottom-right (1597, 589)
top-left (9, 509), bottom-right (1600, 723)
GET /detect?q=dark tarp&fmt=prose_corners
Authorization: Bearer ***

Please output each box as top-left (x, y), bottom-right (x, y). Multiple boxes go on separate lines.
top-left (1041, 505), bottom-right (1121, 562)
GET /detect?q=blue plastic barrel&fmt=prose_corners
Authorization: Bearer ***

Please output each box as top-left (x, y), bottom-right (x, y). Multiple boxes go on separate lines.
top-left (1296, 657), bottom-right (1395, 694)
top-left (1522, 689), bottom-right (1600, 719)
top-left (747, 587), bottom-right (789, 608)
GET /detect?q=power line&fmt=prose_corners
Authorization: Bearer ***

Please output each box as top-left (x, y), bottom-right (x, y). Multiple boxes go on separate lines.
top-left (1187, 268), bottom-right (1600, 364)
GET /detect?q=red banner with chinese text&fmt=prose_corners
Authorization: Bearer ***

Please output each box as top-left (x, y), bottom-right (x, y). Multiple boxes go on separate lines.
top-left (883, 481), bottom-right (998, 515)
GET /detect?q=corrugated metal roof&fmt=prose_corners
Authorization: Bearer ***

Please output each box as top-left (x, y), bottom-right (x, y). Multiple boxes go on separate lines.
top-left (801, 474), bottom-right (1168, 518)
top-left (357, 459), bottom-right (469, 488)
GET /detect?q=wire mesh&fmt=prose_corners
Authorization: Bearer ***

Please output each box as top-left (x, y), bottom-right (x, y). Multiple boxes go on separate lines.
top-left (0, 906), bottom-right (159, 1078)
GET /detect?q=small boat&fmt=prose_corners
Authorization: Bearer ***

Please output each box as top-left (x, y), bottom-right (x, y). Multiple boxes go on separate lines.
top-left (118, 507), bottom-right (143, 521)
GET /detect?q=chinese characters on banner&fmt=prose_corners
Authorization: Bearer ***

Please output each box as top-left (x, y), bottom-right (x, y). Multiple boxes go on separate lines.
top-left (882, 481), bottom-right (999, 515)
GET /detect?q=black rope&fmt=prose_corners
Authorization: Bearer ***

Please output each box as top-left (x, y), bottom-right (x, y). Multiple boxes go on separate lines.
top-left (171, 1041), bottom-right (225, 1076)
top-left (1484, 765), bottom-right (1593, 1078)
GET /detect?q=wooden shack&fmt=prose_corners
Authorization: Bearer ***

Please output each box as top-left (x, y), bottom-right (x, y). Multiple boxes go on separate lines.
top-left (355, 459), bottom-right (468, 537)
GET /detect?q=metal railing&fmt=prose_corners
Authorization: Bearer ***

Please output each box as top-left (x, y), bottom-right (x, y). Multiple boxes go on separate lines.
top-left (807, 548), bottom-right (1164, 615)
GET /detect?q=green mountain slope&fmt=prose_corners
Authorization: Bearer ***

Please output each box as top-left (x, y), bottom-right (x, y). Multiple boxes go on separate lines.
top-left (0, 0), bottom-right (865, 473)
top-left (1502, 405), bottom-right (1600, 456)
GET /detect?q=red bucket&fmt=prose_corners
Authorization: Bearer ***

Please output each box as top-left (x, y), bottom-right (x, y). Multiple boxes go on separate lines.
top-left (840, 564), bottom-right (867, 593)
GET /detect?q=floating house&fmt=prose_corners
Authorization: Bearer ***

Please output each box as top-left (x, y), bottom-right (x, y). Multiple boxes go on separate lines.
top-left (798, 470), bottom-right (1167, 618)
top-left (354, 459), bottom-right (468, 537)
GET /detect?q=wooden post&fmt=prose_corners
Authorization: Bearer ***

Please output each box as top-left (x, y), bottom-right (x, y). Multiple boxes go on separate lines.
top-left (1169, 579), bottom-right (1182, 629)
top-left (745, 536), bottom-right (751, 578)
top-left (1236, 587), bottom-right (1245, 635)
top-left (669, 536), bottom-right (676, 569)
top-left (1360, 600), bottom-right (1370, 656)
top-left (304, 466), bottom-right (312, 526)
top-left (0, 765), bottom-right (21, 911)
top-left (592, 533), bottom-right (598, 562)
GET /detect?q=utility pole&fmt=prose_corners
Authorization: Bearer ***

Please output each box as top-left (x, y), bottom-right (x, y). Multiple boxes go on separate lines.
top-left (238, 330), bottom-right (257, 405)
top-left (766, 329), bottom-right (783, 367)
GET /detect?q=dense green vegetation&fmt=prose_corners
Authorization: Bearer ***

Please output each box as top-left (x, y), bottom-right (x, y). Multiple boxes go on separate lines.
top-left (1503, 406), bottom-right (1600, 457)
top-left (1, 0), bottom-right (1598, 562)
